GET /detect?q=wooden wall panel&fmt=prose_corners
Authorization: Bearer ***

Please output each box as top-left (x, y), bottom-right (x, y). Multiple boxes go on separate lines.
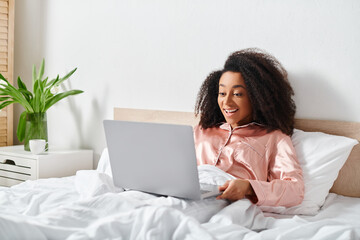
top-left (0, 0), bottom-right (14, 146)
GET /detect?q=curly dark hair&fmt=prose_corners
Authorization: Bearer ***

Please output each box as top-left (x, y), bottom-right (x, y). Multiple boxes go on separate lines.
top-left (195, 48), bottom-right (296, 135)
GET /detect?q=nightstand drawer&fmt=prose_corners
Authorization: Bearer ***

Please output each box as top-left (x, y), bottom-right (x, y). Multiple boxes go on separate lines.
top-left (0, 177), bottom-right (23, 187)
top-left (0, 155), bottom-right (37, 185)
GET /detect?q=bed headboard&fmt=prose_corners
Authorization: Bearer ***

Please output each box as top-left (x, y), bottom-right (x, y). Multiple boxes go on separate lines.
top-left (114, 107), bottom-right (360, 198)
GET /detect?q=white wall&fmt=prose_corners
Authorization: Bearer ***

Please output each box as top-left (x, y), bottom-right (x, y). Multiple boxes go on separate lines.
top-left (14, 0), bottom-right (360, 166)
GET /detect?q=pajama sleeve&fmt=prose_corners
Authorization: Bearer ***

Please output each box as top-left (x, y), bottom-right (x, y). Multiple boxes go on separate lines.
top-left (248, 136), bottom-right (304, 207)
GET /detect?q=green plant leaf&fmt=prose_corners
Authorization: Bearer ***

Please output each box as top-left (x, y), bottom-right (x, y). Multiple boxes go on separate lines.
top-left (0, 81), bottom-right (33, 112)
top-left (17, 76), bottom-right (27, 90)
top-left (0, 73), bottom-right (8, 82)
top-left (58, 68), bottom-right (77, 85)
top-left (32, 64), bottom-right (37, 86)
top-left (17, 111), bottom-right (27, 142)
top-left (44, 75), bottom-right (59, 101)
top-left (42, 76), bottom-right (49, 87)
top-left (37, 59), bottom-right (45, 81)
top-left (0, 96), bottom-right (11, 101)
top-left (44, 89), bottom-right (83, 111)
top-left (46, 74), bottom-right (60, 89)
top-left (33, 80), bottom-right (42, 112)
top-left (40, 77), bottom-right (47, 91)
top-left (44, 88), bottom-right (54, 102)
top-left (40, 77), bottom-right (48, 111)
top-left (0, 88), bottom-right (11, 95)
top-left (46, 68), bottom-right (76, 88)
top-left (0, 83), bottom-right (9, 89)
top-left (32, 79), bottom-right (39, 111)
top-left (46, 78), bottom-right (56, 87)
top-left (0, 100), bottom-right (15, 109)
top-left (33, 78), bottom-right (39, 93)
top-left (18, 88), bottom-right (33, 103)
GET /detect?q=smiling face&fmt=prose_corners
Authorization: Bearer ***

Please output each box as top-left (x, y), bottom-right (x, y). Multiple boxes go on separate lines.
top-left (217, 71), bottom-right (253, 129)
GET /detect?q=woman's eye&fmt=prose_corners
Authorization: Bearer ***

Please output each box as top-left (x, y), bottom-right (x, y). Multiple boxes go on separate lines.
top-left (234, 93), bottom-right (243, 97)
top-left (218, 92), bottom-right (225, 96)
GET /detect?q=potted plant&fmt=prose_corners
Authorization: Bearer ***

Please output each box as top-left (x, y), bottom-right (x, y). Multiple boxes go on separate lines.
top-left (0, 59), bottom-right (83, 151)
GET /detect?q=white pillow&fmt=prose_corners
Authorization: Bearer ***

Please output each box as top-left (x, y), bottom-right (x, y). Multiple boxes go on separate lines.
top-left (260, 129), bottom-right (358, 215)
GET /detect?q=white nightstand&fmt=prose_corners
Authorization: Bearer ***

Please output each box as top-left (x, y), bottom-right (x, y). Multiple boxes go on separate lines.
top-left (0, 145), bottom-right (93, 187)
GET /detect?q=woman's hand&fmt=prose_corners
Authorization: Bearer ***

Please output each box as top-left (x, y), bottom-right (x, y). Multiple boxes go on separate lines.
top-left (216, 179), bottom-right (256, 202)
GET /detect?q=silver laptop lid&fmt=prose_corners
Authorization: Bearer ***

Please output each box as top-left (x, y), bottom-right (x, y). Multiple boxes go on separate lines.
top-left (103, 120), bottom-right (202, 200)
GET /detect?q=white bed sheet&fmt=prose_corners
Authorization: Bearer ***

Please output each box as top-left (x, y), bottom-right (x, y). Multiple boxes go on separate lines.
top-left (0, 166), bottom-right (359, 240)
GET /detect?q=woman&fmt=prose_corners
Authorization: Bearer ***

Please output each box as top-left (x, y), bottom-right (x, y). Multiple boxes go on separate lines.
top-left (194, 48), bottom-right (304, 207)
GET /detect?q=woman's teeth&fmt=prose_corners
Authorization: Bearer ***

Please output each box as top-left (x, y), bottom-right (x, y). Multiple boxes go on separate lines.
top-left (225, 109), bottom-right (237, 113)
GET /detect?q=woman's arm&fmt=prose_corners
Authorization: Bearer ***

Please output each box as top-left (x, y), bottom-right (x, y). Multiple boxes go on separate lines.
top-left (216, 135), bottom-right (304, 207)
top-left (248, 136), bottom-right (304, 207)
top-left (216, 179), bottom-right (258, 203)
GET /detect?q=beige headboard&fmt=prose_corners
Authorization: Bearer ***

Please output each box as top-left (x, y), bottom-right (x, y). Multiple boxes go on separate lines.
top-left (114, 107), bottom-right (360, 198)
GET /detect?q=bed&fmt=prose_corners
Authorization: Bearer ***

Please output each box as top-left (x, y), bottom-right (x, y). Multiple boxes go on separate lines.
top-left (0, 107), bottom-right (359, 240)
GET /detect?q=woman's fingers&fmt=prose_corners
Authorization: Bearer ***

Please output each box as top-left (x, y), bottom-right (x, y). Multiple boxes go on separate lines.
top-left (216, 180), bottom-right (230, 199)
top-left (216, 179), bottom-right (251, 202)
top-left (218, 180), bottom-right (230, 191)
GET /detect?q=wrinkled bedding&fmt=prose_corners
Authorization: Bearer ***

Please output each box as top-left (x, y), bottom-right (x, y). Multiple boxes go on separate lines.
top-left (0, 165), bottom-right (359, 240)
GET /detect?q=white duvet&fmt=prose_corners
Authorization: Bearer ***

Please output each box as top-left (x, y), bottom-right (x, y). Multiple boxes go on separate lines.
top-left (0, 166), bottom-right (359, 240)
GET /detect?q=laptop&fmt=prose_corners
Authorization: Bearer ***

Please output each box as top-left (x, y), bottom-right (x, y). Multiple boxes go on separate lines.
top-left (103, 120), bottom-right (220, 200)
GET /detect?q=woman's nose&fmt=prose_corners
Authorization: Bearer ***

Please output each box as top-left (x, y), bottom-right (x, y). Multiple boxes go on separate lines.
top-left (224, 94), bottom-right (233, 104)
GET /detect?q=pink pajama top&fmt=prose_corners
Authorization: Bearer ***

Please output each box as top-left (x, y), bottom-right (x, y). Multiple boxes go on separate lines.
top-left (194, 122), bottom-right (304, 207)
